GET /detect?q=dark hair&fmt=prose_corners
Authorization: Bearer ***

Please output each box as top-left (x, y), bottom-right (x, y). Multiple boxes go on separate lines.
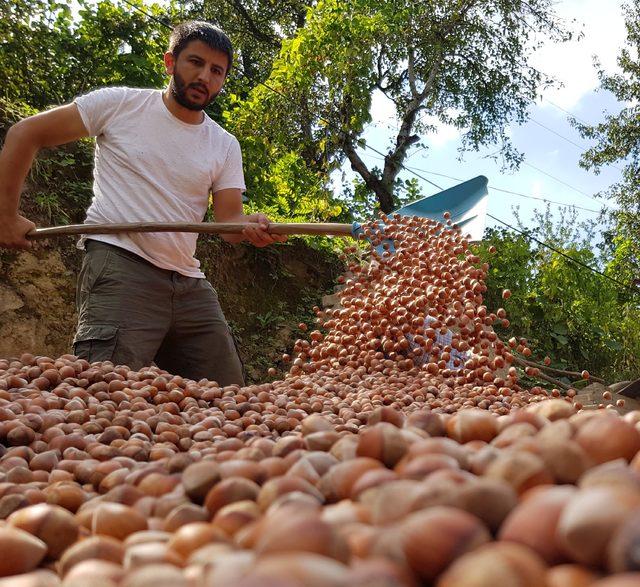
top-left (169, 21), bottom-right (233, 72)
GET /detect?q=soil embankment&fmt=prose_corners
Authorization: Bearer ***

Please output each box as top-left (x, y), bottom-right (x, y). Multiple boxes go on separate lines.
top-left (0, 237), bottom-right (343, 382)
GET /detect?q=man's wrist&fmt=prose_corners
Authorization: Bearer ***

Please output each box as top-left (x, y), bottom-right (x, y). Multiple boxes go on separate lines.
top-left (0, 209), bottom-right (19, 220)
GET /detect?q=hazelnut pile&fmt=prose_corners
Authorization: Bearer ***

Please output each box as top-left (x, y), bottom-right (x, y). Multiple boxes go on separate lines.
top-left (0, 215), bottom-right (639, 586)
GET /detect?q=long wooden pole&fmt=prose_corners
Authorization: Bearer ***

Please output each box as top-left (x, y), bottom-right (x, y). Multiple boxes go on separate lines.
top-left (28, 222), bottom-right (355, 240)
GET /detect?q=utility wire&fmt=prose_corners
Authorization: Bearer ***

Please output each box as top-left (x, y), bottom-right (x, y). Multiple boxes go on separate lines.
top-left (487, 213), bottom-right (639, 296)
top-left (487, 186), bottom-right (602, 214)
top-left (117, 0), bottom-right (635, 293)
top-left (405, 167), bottom-right (601, 214)
top-left (521, 161), bottom-right (609, 206)
top-left (370, 152), bottom-right (594, 213)
top-left (382, 159), bottom-right (604, 214)
top-left (543, 98), bottom-right (591, 126)
top-left (528, 117), bottom-right (624, 173)
top-left (528, 118), bottom-right (589, 151)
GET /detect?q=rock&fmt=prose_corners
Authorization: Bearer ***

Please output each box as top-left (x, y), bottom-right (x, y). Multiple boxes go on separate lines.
top-left (610, 381), bottom-right (632, 393)
top-left (322, 294), bottom-right (340, 308)
top-left (616, 379), bottom-right (640, 400)
top-left (0, 285), bottom-right (23, 314)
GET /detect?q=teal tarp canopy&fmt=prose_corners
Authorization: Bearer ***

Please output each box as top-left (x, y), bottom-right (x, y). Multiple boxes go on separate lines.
top-left (394, 175), bottom-right (489, 241)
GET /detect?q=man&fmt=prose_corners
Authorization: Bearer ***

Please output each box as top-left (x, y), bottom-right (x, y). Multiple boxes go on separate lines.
top-left (0, 21), bottom-right (284, 386)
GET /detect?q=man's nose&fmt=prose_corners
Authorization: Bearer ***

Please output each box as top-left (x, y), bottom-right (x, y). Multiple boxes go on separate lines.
top-left (197, 68), bottom-right (212, 84)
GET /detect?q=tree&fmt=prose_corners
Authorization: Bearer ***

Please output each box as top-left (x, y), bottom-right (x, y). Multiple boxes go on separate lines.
top-left (195, 0), bottom-right (308, 85)
top-left (476, 206), bottom-right (640, 380)
top-left (231, 0), bottom-right (574, 215)
top-left (573, 0), bottom-right (640, 285)
top-left (0, 0), bottom-right (171, 110)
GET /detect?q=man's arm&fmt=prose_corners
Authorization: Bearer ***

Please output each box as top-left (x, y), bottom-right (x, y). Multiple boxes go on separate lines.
top-left (0, 103), bottom-right (90, 249)
top-left (212, 188), bottom-right (286, 247)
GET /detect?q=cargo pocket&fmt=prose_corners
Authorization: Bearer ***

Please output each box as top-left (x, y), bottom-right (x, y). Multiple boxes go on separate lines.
top-left (73, 324), bottom-right (119, 363)
top-left (79, 246), bottom-right (111, 294)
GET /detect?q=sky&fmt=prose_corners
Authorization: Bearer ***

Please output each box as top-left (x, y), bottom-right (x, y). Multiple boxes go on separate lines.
top-left (350, 0), bottom-right (629, 236)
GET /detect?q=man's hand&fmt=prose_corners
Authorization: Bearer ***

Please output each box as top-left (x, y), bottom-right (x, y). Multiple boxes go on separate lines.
top-left (0, 214), bottom-right (36, 249)
top-left (212, 189), bottom-right (287, 247)
top-left (242, 213), bottom-right (287, 248)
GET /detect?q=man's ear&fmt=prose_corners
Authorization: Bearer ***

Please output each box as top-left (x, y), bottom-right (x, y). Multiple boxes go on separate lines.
top-left (163, 51), bottom-right (175, 76)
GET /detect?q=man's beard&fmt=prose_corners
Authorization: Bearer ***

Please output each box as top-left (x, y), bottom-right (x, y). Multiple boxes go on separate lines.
top-left (170, 70), bottom-right (219, 111)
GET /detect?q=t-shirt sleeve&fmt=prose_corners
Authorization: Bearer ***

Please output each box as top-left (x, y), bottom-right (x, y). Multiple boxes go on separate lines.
top-left (212, 136), bottom-right (246, 193)
top-left (74, 87), bottom-right (127, 137)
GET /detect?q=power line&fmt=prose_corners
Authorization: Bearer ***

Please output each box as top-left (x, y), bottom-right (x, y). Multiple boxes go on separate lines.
top-left (528, 116), bottom-right (624, 173)
top-left (528, 118), bottom-right (588, 151)
top-left (396, 163), bottom-right (604, 215)
top-left (521, 161), bottom-right (608, 205)
top-left (392, 114), bottom-right (618, 208)
top-left (364, 153), bottom-right (602, 214)
top-left (487, 213), bottom-right (639, 297)
top-left (488, 186), bottom-right (602, 214)
top-left (543, 98), bottom-right (591, 126)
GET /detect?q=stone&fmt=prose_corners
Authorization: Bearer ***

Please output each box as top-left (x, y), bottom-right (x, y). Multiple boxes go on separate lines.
top-left (609, 381), bottom-right (632, 393)
top-left (0, 285), bottom-right (24, 314)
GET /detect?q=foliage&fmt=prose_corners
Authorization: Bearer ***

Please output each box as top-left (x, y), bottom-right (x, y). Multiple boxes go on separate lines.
top-left (195, 0), bottom-right (308, 86)
top-left (572, 0), bottom-right (640, 288)
top-left (0, 0), bottom-right (172, 109)
top-left (476, 207), bottom-right (640, 380)
top-left (229, 0), bottom-right (574, 212)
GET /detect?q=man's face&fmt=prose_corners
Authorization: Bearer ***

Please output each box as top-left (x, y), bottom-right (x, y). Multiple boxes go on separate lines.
top-left (165, 40), bottom-right (229, 111)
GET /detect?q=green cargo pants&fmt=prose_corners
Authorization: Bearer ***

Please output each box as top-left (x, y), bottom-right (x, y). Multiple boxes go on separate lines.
top-left (73, 240), bottom-right (244, 386)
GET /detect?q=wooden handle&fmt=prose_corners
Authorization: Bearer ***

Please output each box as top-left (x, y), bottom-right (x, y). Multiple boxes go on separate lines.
top-left (27, 222), bottom-right (354, 240)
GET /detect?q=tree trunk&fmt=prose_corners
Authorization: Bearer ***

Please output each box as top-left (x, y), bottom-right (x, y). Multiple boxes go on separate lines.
top-left (342, 137), bottom-right (396, 213)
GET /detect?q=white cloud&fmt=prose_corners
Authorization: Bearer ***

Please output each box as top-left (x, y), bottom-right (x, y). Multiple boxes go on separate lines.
top-left (533, 0), bottom-right (626, 109)
top-left (370, 90), bottom-right (398, 129)
top-left (420, 114), bottom-right (461, 148)
top-left (548, 149), bottom-right (560, 159)
top-left (531, 180), bottom-right (545, 198)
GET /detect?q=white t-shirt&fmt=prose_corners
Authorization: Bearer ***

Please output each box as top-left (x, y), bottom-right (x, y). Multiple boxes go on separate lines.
top-left (74, 87), bottom-right (246, 278)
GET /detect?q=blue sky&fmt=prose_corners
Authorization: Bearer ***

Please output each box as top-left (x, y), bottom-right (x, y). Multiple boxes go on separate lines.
top-left (349, 0), bottom-right (628, 236)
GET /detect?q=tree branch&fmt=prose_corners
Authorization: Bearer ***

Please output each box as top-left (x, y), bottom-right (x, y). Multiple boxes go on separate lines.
top-left (341, 0), bottom-right (483, 213)
top-left (518, 357), bottom-right (605, 384)
top-left (377, 0), bottom-right (480, 196)
top-left (379, 58), bottom-right (440, 192)
top-left (513, 357), bottom-right (572, 390)
top-left (225, 0), bottom-right (280, 47)
top-left (407, 46), bottom-right (418, 98)
top-left (342, 135), bottom-right (395, 213)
